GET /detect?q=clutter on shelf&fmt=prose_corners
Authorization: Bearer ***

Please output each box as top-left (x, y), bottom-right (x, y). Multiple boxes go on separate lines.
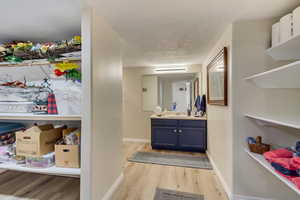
top-left (0, 36), bottom-right (81, 63)
top-left (0, 123), bottom-right (81, 169)
top-left (247, 136), bottom-right (271, 154)
top-left (0, 78), bottom-right (81, 115)
top-left (55, 128), bottom-right (80, 168)
top-left (263, 141), bottom-right (300, 190)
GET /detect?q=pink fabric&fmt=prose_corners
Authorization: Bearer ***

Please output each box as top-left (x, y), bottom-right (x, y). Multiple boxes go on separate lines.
top-left (272, 158), bottom-right (297, 171)
top-left (291, 157), bottom-right (300, 169)
top-left (292, 177), bottom-right (300, 190)
top-left (264, 149), bottom-right (293, 163)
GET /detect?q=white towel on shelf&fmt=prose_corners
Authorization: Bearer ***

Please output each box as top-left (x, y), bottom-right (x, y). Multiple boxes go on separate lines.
top-left (272, 22), bottom-right (280, 47)
top-left (280, 13), bottom-right (293, 43)
top-left (293, 7), bottom-right (300, 37)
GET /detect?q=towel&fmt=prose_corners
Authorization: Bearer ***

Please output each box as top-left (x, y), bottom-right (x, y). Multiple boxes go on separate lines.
top-left (200, 95), bottom-right (206, 113)
top-left (194, 95), bottom-right (201, 112)
top-left (292, 177), bottom-right (300, 190)
top-left (264, 148), bottom-right (293, 163)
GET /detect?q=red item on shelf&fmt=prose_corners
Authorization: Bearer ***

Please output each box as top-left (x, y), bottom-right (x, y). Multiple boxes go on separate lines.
top-left (291, 157), bottom-right (300, 169)
top-left (292, 177), bottom-right (300, 190)
top-left (47, 93), bottom-right (58, 114)
top-left (264, 148), bottom-right (293, 163)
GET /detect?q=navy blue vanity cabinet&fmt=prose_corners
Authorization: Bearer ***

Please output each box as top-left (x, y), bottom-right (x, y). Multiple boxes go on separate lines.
top-left (151, 119), bottom-right (207, 152)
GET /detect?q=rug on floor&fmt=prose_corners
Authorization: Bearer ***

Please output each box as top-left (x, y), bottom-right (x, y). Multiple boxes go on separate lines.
top-left (154, 188), bottom-right (204, 200)
top-left (128, 151), bottom-right (212, 169)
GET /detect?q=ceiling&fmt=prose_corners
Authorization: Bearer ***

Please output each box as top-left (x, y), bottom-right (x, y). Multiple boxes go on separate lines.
top-left (1, 0), bottom-right (299, 67)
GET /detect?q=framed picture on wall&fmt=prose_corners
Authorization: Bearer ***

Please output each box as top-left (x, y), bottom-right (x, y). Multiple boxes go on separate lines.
top-left (207, 47), bottom-right (228, 106)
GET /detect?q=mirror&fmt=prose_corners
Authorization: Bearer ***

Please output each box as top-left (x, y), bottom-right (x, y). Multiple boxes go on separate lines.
top-left (142, 73), bottom-right (200, 112)
top-left (207, 47), bottom-right (228, 106)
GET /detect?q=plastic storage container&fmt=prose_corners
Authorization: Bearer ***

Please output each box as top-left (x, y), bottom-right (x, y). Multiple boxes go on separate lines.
top-left (25, 152), bottom-right (55, 168)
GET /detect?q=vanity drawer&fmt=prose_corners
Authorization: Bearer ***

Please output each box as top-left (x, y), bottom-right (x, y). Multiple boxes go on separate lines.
top-left (178, 120), bottom-right (206, 128)
top-left (151, 119), bottom-right (177, 127)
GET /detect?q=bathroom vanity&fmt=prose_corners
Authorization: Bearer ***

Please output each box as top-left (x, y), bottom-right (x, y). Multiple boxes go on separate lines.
top-left (151, 115), bottom-right (207, 152)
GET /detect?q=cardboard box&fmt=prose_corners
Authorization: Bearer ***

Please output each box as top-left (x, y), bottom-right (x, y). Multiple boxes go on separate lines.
top-left (55, 144), bottom-right (80, 168)
top-left (16, 125), bottom-right (63, 157)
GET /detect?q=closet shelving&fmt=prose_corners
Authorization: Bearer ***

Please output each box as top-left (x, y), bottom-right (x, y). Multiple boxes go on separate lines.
top-left (245, 114), bottom-right (300, 130)
top-left (267, 34), bottom-right (300, 60)
top-left (245, 149), bottom-right (300, 196)
top-left (0, 113), bottom-right (81, 121)
top-left (244, 60), bottom-right (300, 88)
top-left (0, 52), bottom-right (82, 177)
top-left (0, 163), bottom-right (80, 177)
top-left (245, 24), bottom-right (300, 195)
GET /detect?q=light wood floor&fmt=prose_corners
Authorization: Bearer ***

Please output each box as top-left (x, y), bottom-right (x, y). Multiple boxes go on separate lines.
top-left (113, 142), bottom-right (229, 200)
top-left (0, 171), bottom-right (80, 200)
top-left (0, 142), bottom-right (228, 200)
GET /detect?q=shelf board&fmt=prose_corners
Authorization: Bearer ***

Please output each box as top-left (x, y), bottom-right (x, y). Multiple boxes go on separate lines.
top-left (245, 149), bottom-right (300, 195)
top-left (0, 113), bottom-right (81, 121)
top-left (245, 114), bottom-right (300, 130)
top-left (244, 61), bottom-right (300, 88)
top-left (0, 57), bottom-right (81, 68)
top-left (267, 34), bottom-right (300, 60)
top-left (0, 163), bottom-right (80, 177)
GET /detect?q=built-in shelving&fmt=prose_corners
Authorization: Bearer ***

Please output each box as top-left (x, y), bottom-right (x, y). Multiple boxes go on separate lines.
top-left (267, 34), bottom-right (300, 60)
top-left (0, 163), bottom-right (80, 177)
top-left (244, 61), bottom-right (300, 88)
top-left (245, 114), bottom-right (300, 130)
top-left (0, 113), bottom-right (81, 121)
top-left (245, 149), bottom-right (300, 196)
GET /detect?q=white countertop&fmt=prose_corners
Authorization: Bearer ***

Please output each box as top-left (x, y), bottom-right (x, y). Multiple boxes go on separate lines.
top-left (151, 114), bottom-right (207, 120)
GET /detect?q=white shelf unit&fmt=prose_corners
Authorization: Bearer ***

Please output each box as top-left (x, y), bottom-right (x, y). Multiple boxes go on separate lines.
top-left (267, 34), bottom-right (300, 60)
top-left (0, 113), bottom-right (81, 121)
top-left (245, 149), bottom-right (300, 196)
top-left (245, 114), bottom-right (300, 130)
top-left (0, 56), bottom-right (82, 177)
top-left (0, 163), bottom-right (80, 177)
top-left (244, 61), bottom-right (300, 88)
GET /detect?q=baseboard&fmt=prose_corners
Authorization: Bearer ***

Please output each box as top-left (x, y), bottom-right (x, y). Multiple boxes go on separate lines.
top-left (102, 173), bottom-right (124, 200)
top-left (206, 151), bottom-right (233, 199)
top-left (232, 195), bottom-right (274, 200)
top-left (123, 138), bottom-right (150, 143)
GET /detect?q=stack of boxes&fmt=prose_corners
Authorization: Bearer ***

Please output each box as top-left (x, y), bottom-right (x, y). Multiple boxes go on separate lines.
top-left (272, 6), bottom-right (300, 47)
top-left (16, 124), bottom-right (80, 168)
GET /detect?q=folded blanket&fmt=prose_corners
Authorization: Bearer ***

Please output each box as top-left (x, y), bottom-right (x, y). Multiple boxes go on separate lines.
top-left (271, 162), bottom-right (299, 178)
top-left (292, 177), bottom-right (300, 190)
top-left (264, 149), bottom-right (293, 163)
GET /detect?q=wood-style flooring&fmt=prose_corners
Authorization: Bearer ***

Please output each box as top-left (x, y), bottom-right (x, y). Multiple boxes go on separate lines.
top-left (113, 142), bottom-right (229, 200)
top-left (0, 171), bottom-right (80, 200)
top-left (0, 142), bottom-right (228, 200)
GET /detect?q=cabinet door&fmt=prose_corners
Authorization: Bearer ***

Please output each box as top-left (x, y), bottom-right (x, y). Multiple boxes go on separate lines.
top-left (178, 128), bottom-right (206, 152)
top-left (152, 127), bottom-right (178, 149)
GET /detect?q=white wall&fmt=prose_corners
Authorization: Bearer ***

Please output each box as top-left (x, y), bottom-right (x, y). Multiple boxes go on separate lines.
top-left (202, 25), bottom-right (233, 196)
top-left (81, 7), bottom-right (123, 200)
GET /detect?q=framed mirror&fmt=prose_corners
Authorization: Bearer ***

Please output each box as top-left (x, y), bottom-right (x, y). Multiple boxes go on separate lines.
top-left (207, 47), bottom-right (228, 106)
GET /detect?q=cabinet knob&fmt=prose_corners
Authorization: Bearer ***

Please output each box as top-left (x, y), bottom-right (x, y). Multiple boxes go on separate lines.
top-left (178, 130), bottom-right (182, 133)
top-left (173, 129), bottom-right (177, 133)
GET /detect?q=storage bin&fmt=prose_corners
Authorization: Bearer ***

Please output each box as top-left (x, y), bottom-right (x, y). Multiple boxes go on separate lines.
top-left (25, 152), bottom-right (55, 168)
top-left (16, 124), bottom-right (63, 157)
top-left (55, 144), bottom-right (80, 168)
top-left (280, 13), bottom-right (293, 43)
top-left (272, 22), bottom-right (280, 47)
top-left (293, 7), bottom-right (300, 36)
